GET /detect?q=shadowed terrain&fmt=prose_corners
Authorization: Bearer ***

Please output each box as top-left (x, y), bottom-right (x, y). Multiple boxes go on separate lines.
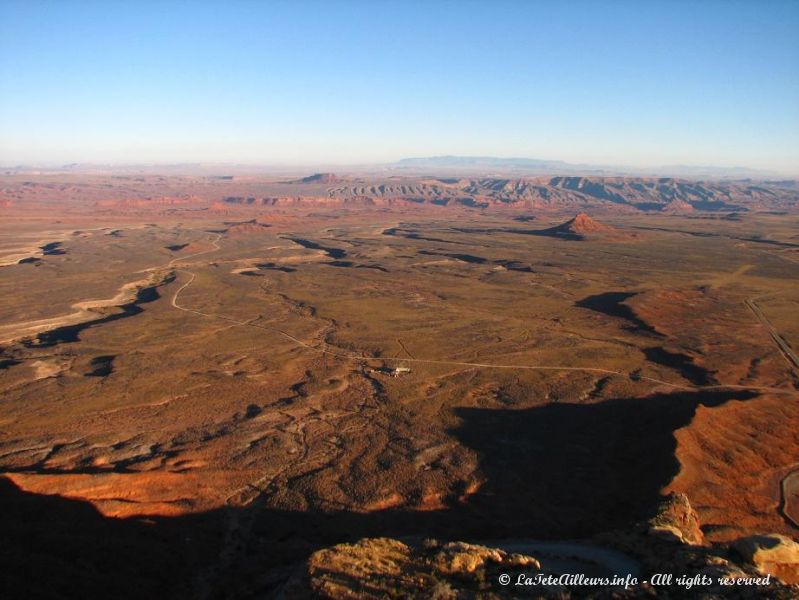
top-left (0, 389), bottom-right (761, 598)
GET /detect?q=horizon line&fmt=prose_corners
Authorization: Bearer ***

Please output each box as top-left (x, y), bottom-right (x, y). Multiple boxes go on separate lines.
top-left (1, 158), bottom-right (797, 179)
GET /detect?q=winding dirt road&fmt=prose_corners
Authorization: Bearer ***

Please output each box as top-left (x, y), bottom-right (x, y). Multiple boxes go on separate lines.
top-left (780, 467), bottom-right (799, 529)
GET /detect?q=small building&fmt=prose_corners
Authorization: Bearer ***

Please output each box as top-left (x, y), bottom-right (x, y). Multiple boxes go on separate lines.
top-left (370, 364), bottom-right (412, 378)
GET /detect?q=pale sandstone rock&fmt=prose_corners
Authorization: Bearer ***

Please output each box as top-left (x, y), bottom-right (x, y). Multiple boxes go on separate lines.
top-left (734, 534), bottom-right (799, 583)
top-left (647, 492), bottom-right (704, 545)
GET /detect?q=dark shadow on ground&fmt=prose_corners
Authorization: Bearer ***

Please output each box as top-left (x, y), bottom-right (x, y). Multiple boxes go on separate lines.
top-left (21, 277), bottom-right (175, 348)
top-left (0, 477), bottom-right (225, 600)
top-left (643, 347), bottom-right (716, 386)
top-left (285, 237), bottom-right (347, 259)
top-left (576, 291), bottom-right (661, 336)
top-left (447, 390), bottom-right (755, 539)
top-left (1, 389), bottom-right (755, 598)
top-left (449, 225), bottom-right (586, 241)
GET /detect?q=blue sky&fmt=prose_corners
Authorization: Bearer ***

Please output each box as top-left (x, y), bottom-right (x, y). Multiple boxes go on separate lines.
top-left (1, 0), bottom-right (798, 172)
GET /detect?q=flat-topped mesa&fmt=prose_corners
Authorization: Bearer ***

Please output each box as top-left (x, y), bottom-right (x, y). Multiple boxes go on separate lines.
top-left (662, 199), bottom-right (695, 213)
top-left (222, 218), bottom-right (271, 236)
top-left (294, 172), bottom-right (343, 184)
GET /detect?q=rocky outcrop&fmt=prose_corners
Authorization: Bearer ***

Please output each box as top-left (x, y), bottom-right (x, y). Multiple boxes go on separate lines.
top-left (285, 494), bottom-right (799, 598)
top-left (646, 492), bottom-right (704, 545)
top-left (734, 534), bottom-right (799, 583)
top-left (535, 213), bottom-right (634, 240)
top-left (286, 537), bottom-right (543, 599)
top-left (546, 213), bottom-right (615, 235)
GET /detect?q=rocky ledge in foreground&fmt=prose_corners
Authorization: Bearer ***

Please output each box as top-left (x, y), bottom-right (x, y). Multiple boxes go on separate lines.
top-left (282, 494), bottom-right (799, 598)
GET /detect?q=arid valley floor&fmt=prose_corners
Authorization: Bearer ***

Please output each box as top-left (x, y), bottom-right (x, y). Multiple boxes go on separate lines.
top-left (1, 173), bottom-right (798, 598)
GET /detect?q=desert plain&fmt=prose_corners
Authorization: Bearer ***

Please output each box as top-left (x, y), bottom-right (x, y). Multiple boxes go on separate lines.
top-left (1, 172), bottom-right (798, 598)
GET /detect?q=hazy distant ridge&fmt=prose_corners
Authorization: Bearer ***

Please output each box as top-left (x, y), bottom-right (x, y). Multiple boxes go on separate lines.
top-left (396, 156), bottom-right (576, 170)
top-left (394, 156), bottom-right (780, 179)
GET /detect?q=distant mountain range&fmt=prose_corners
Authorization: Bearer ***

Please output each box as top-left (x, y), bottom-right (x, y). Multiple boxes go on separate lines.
top-left (395, 156), bottom-right (580, 171)
top-left (218, 175), bottom-right (799, 213)
top-left (393, 156), bottom-right (781, 179)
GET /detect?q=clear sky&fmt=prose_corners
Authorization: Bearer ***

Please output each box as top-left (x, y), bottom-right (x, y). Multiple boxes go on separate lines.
top-left (1, 0), bottom-right (798, 172)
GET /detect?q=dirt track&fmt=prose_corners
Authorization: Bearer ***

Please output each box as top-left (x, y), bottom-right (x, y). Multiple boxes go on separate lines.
top-left (745, 293), bottom-right (799, 373)
top-left (169, 233), bottom-right (797, 396)
top-left (780, 467), bottom-right (799, 529)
